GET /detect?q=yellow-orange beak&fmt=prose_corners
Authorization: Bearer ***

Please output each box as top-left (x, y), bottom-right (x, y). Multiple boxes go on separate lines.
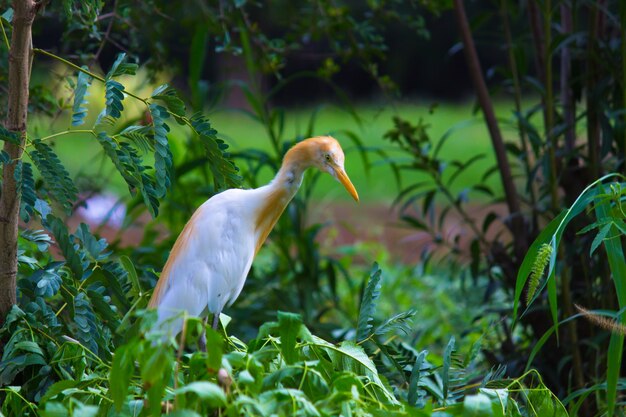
top-left (334, 167), bottom-right (359, 202)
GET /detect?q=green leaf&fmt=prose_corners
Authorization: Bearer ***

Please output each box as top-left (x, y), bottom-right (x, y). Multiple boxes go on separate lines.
top-left (590, 222), bottom-right (612, 255)
top-left (0, 125), bottom-right (20, 144)
top-left (174, 381), bottom-right (227, 407)
top-left (31, 262), bottom-right (62, 297)
top-left (72, 292), bottom-right (99, 354)
top-left (105, 79), bottom-right (125, 119)
top-left (442, 336), bottom-right (455, 401)
top-left (375, 310), bottom-right (415, 336)
top-left (205, 327), bottom-right (223, 371)
top-left (120, 255), bottom-right (141, 297)
top-left (408, 350), bottom-right (426, 406)
top-left (45, 216), bottom-right (83, 279)
top-left (152, 86), bottom-right (186, 118)
top-left (106, 52), bottom-right (138, 79)
top-left (356, 262), bottom-right (382, 342)
top-left (96, 132), bottom-right (160, 216)
top-left (190, 113), bottom-right (241, 190)
top-left (15, 161), bottom-right (36, 222)
top-left (30, 139), bottom-right (77, 213)
top-left (278, 311), bottom-right (302, 365)
top-left (149, 103), bottom-right (172, 197)
top-left (594, 185), bottom-right (626, 415)
top-left (110, 343), bottom-right (135, 412)
top-left (72, 67), bottom-right (92, 126)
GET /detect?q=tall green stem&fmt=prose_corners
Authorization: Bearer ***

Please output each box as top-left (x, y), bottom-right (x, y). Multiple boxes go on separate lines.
top-left (544, 0), bottom-right (558, 213)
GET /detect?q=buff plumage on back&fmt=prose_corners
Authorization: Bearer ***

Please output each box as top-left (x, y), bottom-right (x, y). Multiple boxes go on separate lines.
top-left (148, 209), bottom-right (202, 308)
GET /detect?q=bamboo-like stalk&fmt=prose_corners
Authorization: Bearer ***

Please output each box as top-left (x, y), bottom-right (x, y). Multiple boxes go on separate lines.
top-left (621, 2), bottom-right (626, 170)
top-left (0, 0), bottom-right (37, 327)
top-left (586, 2), bottom-right (604, 179)
top-left (500, 0), bottom-right (538, 231)
top-left (452, 0), bottom-right (527, 258)
top-left (561, 2), bottom-right (575, 154)
top-left (544, 0), bottom-right (558, 213)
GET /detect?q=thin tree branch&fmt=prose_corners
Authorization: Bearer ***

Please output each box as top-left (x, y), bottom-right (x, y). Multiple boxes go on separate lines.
top-left (452, 0), bottom-right (527, 258)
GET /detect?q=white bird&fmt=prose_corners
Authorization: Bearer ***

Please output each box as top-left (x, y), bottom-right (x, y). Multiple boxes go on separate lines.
top-left (148, 136), bottom-right (359, 345)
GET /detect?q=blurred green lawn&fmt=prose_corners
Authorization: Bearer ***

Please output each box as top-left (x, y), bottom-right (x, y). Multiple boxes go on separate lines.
top-left (30, 96), bottom-right (524, 204)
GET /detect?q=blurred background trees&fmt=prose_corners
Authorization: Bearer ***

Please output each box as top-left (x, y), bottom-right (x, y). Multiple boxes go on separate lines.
top-left (2, 0), bottom-right (626, 415)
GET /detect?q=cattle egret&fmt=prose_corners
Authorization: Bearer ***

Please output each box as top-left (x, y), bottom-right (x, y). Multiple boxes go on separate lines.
top-left (148, 136), bottom-right (359, 346)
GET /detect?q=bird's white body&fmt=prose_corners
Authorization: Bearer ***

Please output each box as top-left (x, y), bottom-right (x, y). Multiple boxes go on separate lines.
top-left (149, 136), bottom-right (358, 340)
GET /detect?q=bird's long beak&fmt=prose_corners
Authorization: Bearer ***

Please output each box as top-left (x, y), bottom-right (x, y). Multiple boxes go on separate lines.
top-left (333, 167), bottom-right (359, 202)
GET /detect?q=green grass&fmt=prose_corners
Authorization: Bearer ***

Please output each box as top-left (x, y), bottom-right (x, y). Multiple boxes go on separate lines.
top-left (28, 86), bottom-right (527, 204)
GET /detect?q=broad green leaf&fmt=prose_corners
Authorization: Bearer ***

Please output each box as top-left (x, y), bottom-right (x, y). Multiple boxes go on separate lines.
top-left (205, 327), bottom-right (223, 371)
top-left (174, 381), bottom-right (226, 407)
top-left (278, 311), bottom-right (302, 365)
top-left (408, 350), bottom-right (426, 406)
top-left (110, 343), bottom-right (135, 412)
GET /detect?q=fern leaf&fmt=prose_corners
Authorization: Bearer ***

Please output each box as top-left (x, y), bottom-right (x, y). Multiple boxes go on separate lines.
top-left (442, 336), bottom-right (455, 401)
top-left (106, 53), bottom-right (138, 78)
top-left (30, 139), bottom-right (77, 213)
top-left (152, 85), bottom-right (186, 119)
top-left (0, 126), bottom-right (20, 144)
top-left (31, 262), bottom-right (63, 298)
top-left (96, 133), bottom-right (159, 217)
top-left (72, 292), bottom-right (100, 355)
top-left (526, 243), bottom-right (553, 305)
top-left (105, 80), bottom-right (125, 119)
top-left (72, 67), bottom-right (92, 126)
top-left (356, 262), bottom-right (382, 342)
top-left (119, 125), bottom-right (154, 153)
top-left (45, 215), bottom-right (84, 279)
top-left (190, 113), bottom-right (241, 190)
top-left (374, 309), bottom-right (416, 336)
top-left (149, 103), bottom-right (172, 197)
top-left (15, 161), bottom-right (36, 222)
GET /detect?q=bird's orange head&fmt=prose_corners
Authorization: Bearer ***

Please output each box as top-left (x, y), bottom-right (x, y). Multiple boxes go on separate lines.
top-left (286, 136), bottom-right (359, 201)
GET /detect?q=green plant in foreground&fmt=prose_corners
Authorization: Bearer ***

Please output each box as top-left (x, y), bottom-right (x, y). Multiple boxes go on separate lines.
top-left (514, 174), bottom-right (626, 416)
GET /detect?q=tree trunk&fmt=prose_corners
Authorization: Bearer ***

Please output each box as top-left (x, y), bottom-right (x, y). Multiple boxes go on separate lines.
top-left (451, 0), bottom-right (527, 260)
top-left (0, 0), bottom-right (37, 326)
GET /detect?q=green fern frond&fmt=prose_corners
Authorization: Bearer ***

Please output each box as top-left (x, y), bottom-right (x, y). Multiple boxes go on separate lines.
top-left (374, 309), bottom-right (416, 336)
top-left (356, 262), bottom-right (382, 342)
top-left (0, 126), bottom-right (20, 144)
top-left (96, 133), bottom-right (160, 217)
top-left (45, 215), bottom-right (84, 279)
top-left (119, 125), bottom-right (154, 153)
top-left (152, 85), bottom-right (186, 119)
top-left (106, 53), bottom-right (138, 79)
top-left (105, 80), bottom-right (125, 119)
top-left (526, 243), bottom-right (552, 305)
top-left (190, 113), bottom-right (241, 190)
top-left (30, 139), bottom-right (77, 213)
top-left (15, 161), bottom-right (36, 222)
top-left (149, 103), bottom-right (172, 197)
top-left (72, 67), bottom-right (92, 126)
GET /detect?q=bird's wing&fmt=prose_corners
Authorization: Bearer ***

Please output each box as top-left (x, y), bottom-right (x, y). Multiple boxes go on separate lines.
top-left (149, 189), bottom-right (258, 312)
top-left (148, 205), bottom-right (205, 308)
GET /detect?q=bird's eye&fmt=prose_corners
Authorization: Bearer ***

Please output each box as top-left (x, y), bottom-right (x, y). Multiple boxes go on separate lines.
top-left (324, 154), bottom-right (331, 162)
